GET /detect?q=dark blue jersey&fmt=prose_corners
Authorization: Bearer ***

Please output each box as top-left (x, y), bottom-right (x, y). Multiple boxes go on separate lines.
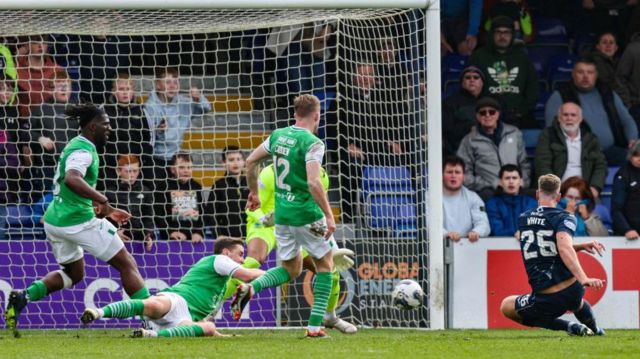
top-left (518, 206), bottom-right (577, 292)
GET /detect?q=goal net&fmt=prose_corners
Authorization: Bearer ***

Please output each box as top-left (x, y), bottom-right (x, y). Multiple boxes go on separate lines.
top-left (0, 6), bottom-right (433, 329)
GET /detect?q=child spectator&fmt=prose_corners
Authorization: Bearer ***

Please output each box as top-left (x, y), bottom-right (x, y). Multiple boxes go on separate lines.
top-left (486, 164), bottom-right (537, 236)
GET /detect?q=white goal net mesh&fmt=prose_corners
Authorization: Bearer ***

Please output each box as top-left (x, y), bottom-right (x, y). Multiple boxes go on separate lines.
top-left (0, 8), bottom-right (429, 329)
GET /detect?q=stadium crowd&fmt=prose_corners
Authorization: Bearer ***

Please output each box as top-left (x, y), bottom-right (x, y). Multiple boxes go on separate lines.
top-left (1, 2), bottom-right (640, 243)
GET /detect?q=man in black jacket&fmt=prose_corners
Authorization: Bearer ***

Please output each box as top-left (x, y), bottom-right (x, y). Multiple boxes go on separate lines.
top-left (443, 65), bottom-right (485, 156)
top-left (104, 155), bottom-right (154, 250)
top-left (206, 146), bottom-right (249, 238)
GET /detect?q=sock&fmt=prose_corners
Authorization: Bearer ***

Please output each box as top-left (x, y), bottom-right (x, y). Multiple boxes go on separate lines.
top-left (223, 256), bottom-right (262, 300)
top-left (252, 266), bottom-right (291, 294)
top-left (101, 299), bottom-right (145, 318)
top-left (325, 271), bottom-right (341, 315)
top-left (157, 324), bottom-right (204, 337)
top-left (308, 272), bottom-right (333, 328)
top-left (574, 300), bottom-right (598, 332)
top-left (26, 280), bottom-right (48, 302)
top-left (523, 317), bottom-right (570, 331)
top-left (129, 287), bottom-right (151, 300)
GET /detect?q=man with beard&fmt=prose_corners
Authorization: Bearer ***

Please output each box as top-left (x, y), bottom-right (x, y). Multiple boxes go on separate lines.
top-left (4, 104), bottom-right (150, 338)
top-left (536, 102), bottom-right (608, 200)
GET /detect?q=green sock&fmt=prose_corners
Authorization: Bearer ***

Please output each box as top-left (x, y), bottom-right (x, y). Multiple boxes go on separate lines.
top-left (326, 271), bottom-right (341, 313)
top-left (157, 324), bottom-right (204, 337)
top-left (129, 287), bottom-right (151, 299)
top-left (101, 299), bottom-right (145, 318)
top-left (26, 280), bottom-right (48, 302)
top-left (308, 272), bottom-right (332, 327)
top-left (252, 266), bottom-right (290, 294)
top-left (223, 256), bottom-right (262, 300)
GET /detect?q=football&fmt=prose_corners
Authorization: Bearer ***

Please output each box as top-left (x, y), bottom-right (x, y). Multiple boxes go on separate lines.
top-left (392, 280), bottom-right (424, 310)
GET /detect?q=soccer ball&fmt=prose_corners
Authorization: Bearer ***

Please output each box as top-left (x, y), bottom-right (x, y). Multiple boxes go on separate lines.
top-left (391, 280), bottom-right (424, 310)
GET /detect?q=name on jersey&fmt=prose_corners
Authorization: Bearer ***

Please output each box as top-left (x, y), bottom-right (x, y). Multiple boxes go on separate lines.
top-left (527, 217), bottom-right (546, 226)
top-left (274, 145), bottom-right (290, 156)
top-left (277, 136), bottom-right (297, 146)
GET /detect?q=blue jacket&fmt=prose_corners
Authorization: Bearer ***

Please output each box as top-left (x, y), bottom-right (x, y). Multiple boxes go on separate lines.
top-left (486, 191), bottom-right (537, 236)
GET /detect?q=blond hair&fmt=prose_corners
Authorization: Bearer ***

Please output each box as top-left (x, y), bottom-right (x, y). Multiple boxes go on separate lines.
top-left (293, 94), bottom-right (320, 118)
top-left (538, 174), bottom-right (561, 198)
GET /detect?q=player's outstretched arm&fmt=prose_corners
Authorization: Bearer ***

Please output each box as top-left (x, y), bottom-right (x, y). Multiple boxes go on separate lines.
top-left (232, 267), bottom-right (265, 283)
top-left (306, 161), bottom-right (335, 239)
top-left (557, 232), bottom-right (604, 289)
top-left (245, 143), bottom-right (270, 210)
top-left (574, 240), bottom-right (606, 257)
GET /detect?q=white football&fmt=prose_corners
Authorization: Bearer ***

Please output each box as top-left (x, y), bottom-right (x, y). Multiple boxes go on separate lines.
top-left (392, 279), bottom-right (424, 310)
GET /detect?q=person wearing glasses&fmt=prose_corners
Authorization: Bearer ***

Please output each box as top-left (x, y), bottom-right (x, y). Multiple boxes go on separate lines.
top-left (443, 65), bottom-right (486, 156)
top-left (457, 96), bottom-right (530, 201)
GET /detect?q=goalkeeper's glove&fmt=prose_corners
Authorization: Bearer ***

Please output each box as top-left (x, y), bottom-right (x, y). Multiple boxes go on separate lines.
top-left (332, 248), bottom-right (355, 272)
top-left (309, 222), bottom-right (327, 237)
top-left (259, 211), bottom-right (275, 227)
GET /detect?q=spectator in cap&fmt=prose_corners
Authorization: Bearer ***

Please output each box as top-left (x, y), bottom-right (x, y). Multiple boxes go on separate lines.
top-left (443, 65), bottom-right (486, 156)
top-left (457, 96), bottom-right (530, 200)
top-left (469, 15), bottom-right (539, 128)
top-left (611, 141), bottom-right (640, 240)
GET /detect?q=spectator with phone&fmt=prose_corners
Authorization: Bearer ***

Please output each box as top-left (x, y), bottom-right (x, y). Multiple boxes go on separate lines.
top-left (558, 176), bottom-right (608, 237)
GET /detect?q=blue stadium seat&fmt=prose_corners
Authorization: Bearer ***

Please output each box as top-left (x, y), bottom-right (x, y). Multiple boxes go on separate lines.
top-left (594, 203), bottom-right (613, 234)
top-left (362, 166), bottom-right (413, 194)
top-left (547, 54), bottom-right (577, 91)
top-left (522, 129), bottom-right (542, 157)
top-left (442, 54), bottom-right (468, 91)
top-left (443, 80), bottom-right (460, 99)
top-left (574, 33), bottom-right (596, 55)
top-left (535, 90), bottom-right (552, 122)
top-left (366, 194), bottom-right (417, 233)
top-left (603, 166), bottom-right (619, 195)
top-left (313, 91), bottom-right (336, 141)
top-left (6, 205), bottom-right (35, 227)
top-left (532, 17), bottom-right (568, 43)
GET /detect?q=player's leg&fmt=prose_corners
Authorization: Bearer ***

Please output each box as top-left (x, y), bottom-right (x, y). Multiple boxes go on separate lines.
top-left (503, 293), bottom-right (592, 335)
top-left (574, 300), bottom-right (604, 335)
top-left (82, 295), bottom-right (171, 324)
top-left (307, 250), bottom-right (334, 337)
top-left (107, 248), bottom-right (149, 299)
top-left (5, 227), bottom-right (86, 337)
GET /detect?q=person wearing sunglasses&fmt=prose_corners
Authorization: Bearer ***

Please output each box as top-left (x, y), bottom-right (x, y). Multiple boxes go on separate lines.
top-left (457, 96), bottom-right (530, 201)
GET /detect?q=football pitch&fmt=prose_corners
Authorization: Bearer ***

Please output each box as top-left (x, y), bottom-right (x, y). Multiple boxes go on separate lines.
top-left (2, 328), bottom-right (639, 358)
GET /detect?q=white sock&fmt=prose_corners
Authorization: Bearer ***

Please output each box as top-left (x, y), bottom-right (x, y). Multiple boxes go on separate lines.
top-left (98, 308), bottom-right (105, 318)
top-left (308, 325), bottom-right (321, 333)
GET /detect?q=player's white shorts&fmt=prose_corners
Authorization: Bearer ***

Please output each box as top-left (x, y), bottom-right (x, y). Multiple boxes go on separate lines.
top-left (276, 217), bottom-right (332, 261)
top-left (146, 292), bottom-right (193, 331)
top-left (44, 218), bottom-right (124, 264)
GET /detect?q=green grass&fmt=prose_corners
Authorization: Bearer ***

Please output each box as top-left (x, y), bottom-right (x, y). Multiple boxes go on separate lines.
top-left (1, 328), bottom-right (638, 358)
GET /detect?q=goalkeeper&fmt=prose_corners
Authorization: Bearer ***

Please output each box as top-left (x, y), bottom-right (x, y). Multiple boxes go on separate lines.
top-left (224, 164), bottom-right (357, 334)
top-left (80, 237), bottom-right (264, 338)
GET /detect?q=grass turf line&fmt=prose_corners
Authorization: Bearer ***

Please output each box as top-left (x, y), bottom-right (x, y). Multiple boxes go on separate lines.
top-left (1, 329), bottom-right (638, 358)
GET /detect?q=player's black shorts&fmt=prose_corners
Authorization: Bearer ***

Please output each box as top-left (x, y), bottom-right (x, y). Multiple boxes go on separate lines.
top-left (515, 280), bottom-right (585, 322)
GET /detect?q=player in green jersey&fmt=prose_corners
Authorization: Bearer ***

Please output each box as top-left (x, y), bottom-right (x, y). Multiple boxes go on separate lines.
top-left (4, 104), bottom-right (150, 338)
top-left (81, 237), bottom-right (264, 338)
top-left (232, 94), bottom-right (337, 338)
top-left (224, 164), bottom-right (356, 334)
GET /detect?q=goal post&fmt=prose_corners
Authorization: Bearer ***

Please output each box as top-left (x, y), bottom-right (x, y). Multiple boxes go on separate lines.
top-left (0, 1), bottom-right (444, 330)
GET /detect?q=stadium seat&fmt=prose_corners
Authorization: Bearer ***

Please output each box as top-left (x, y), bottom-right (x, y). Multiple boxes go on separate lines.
top-left (442, 54), bottom-right (468, 91)
top-left (522, 129), bottom-right (542, 157)
top-left (443, 80), bottom-right (460, 99)
top-left (547, 54), bottom-right (577, 91)
top-left (362, 166), bottom-right (413, 194)
top-left (574, 33), bottom-right (596, 55)
top-left (366, 194), bottom-right (417, 233)
top-left (527, 46), bottom-right (571, 82)
top-left (535, 90), bottom-right (552, 122)
top-left (532, 17), bottom-right (568, 43)
top-left (603, 166), bottom-right (619, 195)
top-left (594, 203), bottom-right (613, 234)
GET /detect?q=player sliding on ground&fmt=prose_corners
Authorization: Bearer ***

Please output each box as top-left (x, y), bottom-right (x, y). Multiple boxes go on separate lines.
top-left (500, 174), bottom-right (606, 336)
top-left (223, 164), bottom-right (357, 333)
top-left (81, 237), bottom-right (264, 338)
top-left (232, 94), bottom-right (336, 338)
top-left (4, 104), bottom-right (151, 338)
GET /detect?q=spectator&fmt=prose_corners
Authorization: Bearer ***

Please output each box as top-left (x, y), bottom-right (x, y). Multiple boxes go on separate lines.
top-left (143, 67), bottom-right (211, 189)
top-left (545, 57), bottom-right (638, 165)
top-left (588, 32), bottom-right (619, 88)
top-left (441, 0), bottom-right (483, 56)
top-left (611, 141), bottom-right (640, 240)
top-left (615, 23), bottom-right (640, 126)
top-left (582, 0), bottom-right (635, 48)
top-left (206, 146), bottom-right (249, 239)
top-left (16, 35), bottom-right (63, 117)
top-left (29, 69), bottom-right (77, 198)
top-left (558, 176), bottom-right (609, 236)
top-left (443, 155), bottom-right (491, 242)
top-left (0, 74), bottom-right (28, 239)
top-left (486, 164), bottom-right (537, 236)
top-left (535, 102), bottom-right (608, 198)
top-left (0, 42), bottom-right (18, 104)
top-left (469, 16), bottom-right (538, 128)
top-left (483, 0), bottom-right (534, 43)
top-left (443, 65), bottom-right (485, 156)
top-left (103, 155), bottom-right (154, 250)
top-left (155, 153), bottom-right (205, 242)
top-left (102, 73), bottom-right (152, 182)
top-left (457, 96), bottom-right (530, 200)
